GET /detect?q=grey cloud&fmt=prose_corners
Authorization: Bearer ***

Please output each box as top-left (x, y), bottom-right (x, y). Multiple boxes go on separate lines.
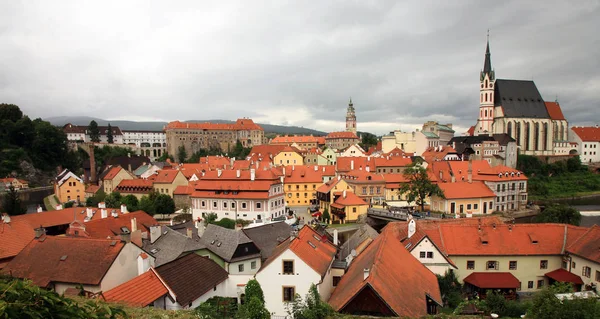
top-left (0, 1), bottom-right (598, 135)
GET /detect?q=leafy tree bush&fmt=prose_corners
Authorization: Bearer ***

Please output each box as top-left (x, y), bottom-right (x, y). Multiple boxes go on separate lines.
top-left (286, 284), bottom-right (333, 319)
top-left (120, 194), bottom-right (139, 211)
top-left (398, 163), bottom-right (444, 211)
top-left (204, 212), bottom-right (218, 225)
top-left (1, 185), bottom-right (26, 216)
top-left (107, 123), bottom-right (114, 144)
top-left (154, 194), bottom-right (176, 215)
top-left (104, 192), bottom-right (122, 208)
top-left (177, 146), bottom-right (188, 163)
top-left (86, 190), bottom-right (106, 207)
top-left (535, 203), bottom-right (581, 226)
top-left (88, 120), bottom-right (100, 143)
top-left (322, 208), bottom-right (330, 223)
top-left (436, 270), bottom-right (463, 308)
top-left (237, 279), bottom-right (269, 319)
top-left (0, 277), bottom-right (126, 319)
top-left (63, 201), bottom-right (75, 208)
top-left (528, 282), bottom-right (599, 319)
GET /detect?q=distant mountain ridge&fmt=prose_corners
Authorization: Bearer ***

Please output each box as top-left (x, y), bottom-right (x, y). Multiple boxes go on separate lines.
top-left (45, 116), bottom-right (327, 136)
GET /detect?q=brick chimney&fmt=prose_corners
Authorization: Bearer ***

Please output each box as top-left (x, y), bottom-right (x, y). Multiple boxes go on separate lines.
top-left (250, 168), bottom-right (256, 181)
top-left (34, 226), bottom-right (46, 239)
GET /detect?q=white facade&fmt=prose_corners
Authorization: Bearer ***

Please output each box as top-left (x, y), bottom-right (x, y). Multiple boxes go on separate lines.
top-left (484, 179), bottom-right (528, 212)
top-left (569, 129), bottom-right (600, 164)
top-left (381, 131), bottom-right (417, 154)
top-left (410, 237), bottom-right (454, 276)
top-left (122, 130), bottom-right (167, 148)
top-left (191, 184), bottom-right (286, 222)
top-left (567, 255), bottom-right (600, 290)
top-left (154, 277), bottom-right (233, 310)
top-left (255, 249), bottom-right (334, 317)
top-left (338, 144), bottom-right (366, 157)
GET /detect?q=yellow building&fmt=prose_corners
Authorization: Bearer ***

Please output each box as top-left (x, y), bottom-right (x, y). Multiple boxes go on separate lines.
top-left (152, 170), bottom-right (189, 197)
top-left (431, 181), bottom-right (496, 215)
top-left (54, 169), bottom-right (85, 203)
top-left (283, 166), bottom-right (325, 207)
top-left (329, 190), bottom-right (368, 223)
top-left (113, 179), bottom-right (154, 200)
top-left (316, 178), bottom-right (353, 220)
top-left (274, 146), bottom-right (304, 166)
top-left (101, 166), bottom-right (136, 194)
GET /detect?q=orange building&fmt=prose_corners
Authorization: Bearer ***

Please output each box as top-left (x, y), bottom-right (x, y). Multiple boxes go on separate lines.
top-left (54, 169), bottom-right (85, 203)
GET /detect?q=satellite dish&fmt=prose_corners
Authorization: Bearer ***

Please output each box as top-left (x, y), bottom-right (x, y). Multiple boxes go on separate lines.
top-left (350, 249), bottom-right (357, 257)
top-left (407, 219), bottom-right (416, 239)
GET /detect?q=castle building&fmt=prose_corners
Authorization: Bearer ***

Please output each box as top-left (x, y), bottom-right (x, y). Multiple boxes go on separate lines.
top-left (164, 119), bottom-right (264, 158)
top-left (474, 39), bottom-right (569, 156)
top-left (346, 98), bottom-right (357, 134)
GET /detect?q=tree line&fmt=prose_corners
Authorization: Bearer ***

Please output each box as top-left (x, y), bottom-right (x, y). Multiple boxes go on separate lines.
top-left (86, 190), bottom-right (175, 216)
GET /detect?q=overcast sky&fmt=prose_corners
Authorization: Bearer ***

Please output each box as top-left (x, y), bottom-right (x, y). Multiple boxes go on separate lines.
top-left (1, 1), bottom-right (599, 135)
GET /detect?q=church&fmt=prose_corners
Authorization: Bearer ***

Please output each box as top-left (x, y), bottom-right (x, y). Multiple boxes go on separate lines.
top-left (474, 39), bottom-right (569, 156)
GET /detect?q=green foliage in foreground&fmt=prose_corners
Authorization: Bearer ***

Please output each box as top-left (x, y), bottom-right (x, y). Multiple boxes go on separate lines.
top-left (535, 203), bottom-right (582, 226)
top-left (0, 277), bottom-right (126, 319)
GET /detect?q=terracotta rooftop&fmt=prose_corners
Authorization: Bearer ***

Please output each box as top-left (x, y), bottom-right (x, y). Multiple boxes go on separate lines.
top-left (152, 170), bottom-right (184, 184)
top-left (164, 119), bottom-right (263, 131)
top-left (373, 156), bottom-right (413, 168)
top-left (1, 237), bottom-right (125, 287)
top-left (271, 135), bottom-right (321, 144)
top-left (336, 157), bottom-right (375, 173)
top-left (566, 225), bottom-right (600, 264)
top-left (438, 181), bottom-right (496, 199)
top-left (80, 211), bottom-right (157, 239)
top-left (114, 179), bottom-right (154, 193)
top-left (103, 269), bottom-right (168, 307)
top-left (283, 166), bottom-right (325, 183)
top-left (102, 166), bottom-right (123, 181)
top-left (325, 131), bottom-right (359, 139)
top-left (328, 222), bottom-right (442, 317)
top-left (85, 185), bottom-right (101, 194)
top-left (333, 191), bottom-right (368, 207)
top-left (571, 127), bottom-right (600, 142)
top-left (173, 184), bottom-right (195, 195)
top-left (0, 218), bottom-right (36, 263)
top-left (463, 272), bottom-right (520, 289)
top-left (545, 101), bottom-right (566, 121)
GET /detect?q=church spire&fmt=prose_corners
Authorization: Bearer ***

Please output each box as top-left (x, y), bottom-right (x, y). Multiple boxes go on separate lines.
top-left (481, 30), bottom-right (494, 81)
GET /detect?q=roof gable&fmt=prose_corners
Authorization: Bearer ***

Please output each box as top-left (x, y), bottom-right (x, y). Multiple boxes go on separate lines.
top-left (494, 79), bottom-right (550, 118)
top-left (567, 225), bottom-right (600, 263)
top-left (103, 269), bottom-right (169, 306)
top-left (288, 226), bottom-right (337, 276)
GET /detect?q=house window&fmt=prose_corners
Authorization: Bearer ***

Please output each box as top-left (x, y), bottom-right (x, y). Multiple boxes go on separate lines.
top-left (242, 202), bottom-right (247, 209)
top-left (537, 280), bottom-right (544, 289)
top-left (583, 266), bottom-right (592, 278)
top-left (572, 261), bottom-right (576, 269)
top-left (201, 201), bottom-right (206, 207)
top-left (427, 252), bottom-right (434, 259)
top-left (595, 271), bottom-right (600, 282)
top-left (352, 207), bottom-right (357, 213)
top-left (238, 264), bottom-right (244, 272)
top-left (420, 251), bottom-right (426, 258)
top-left (283, 260), bottom-right (294, 274)
top-left (223, 202), bottom-right (228, 208)
top-left (528, 281), bottom-right (534, 289)
top-left (509, 261), bottom-right (517, 270)
top-left (256, 202), bottom-right (261, 209)
top-left (213, 201), bottom-right (217, 208)
top-left (333, 276), bottom-right (342, 287)
top-left (251, 261), bottom-right (256, 269)
top-left (540, 260), bottom-right (548, 269)
top-left (474, 204), bottom-right (479, 209)
top-left (467, 204), bottom-right (472, 210)
top-left (486, 261), bottom-right (498, 270)
top-left (467, 260), bottom-right (475, 270)
top-left (283, 286), bottom-right (295, 302)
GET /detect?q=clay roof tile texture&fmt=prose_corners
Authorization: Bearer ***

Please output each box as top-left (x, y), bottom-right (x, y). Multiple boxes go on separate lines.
top-left (103, 269), bottom-right (168, 307)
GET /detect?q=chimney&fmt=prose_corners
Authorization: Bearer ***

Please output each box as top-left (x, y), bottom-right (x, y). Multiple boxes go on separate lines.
top-left (292, 165), bottom-right (295, 171)
top-left (111, 210), bottom-right (119, 218)
top-left (351, 160), bottom-right (354, 170)
top-left (365, 166), bottom-right (370, 172)
top-left (322, 167), bottom-right (325, 173)
top-left (282, 167), bottom-right (286, 176)
top-left (196, 219), bottom-right (206, 237)
top-left (235, 169), bottom-right (241, 178)
top-left (55, 204), bottom-right (63, 210)
top-left (86, 207), bottom-right (93, 218)
top-left (363, 268), bottom-right (370, 280)
top-left (121, 204), bottom-right (128, 214)
top-left (250, 168), bottom-right (256, 181)
top-left (101, 209), bottom-right (108, 219)
top-left (186, 228), bottom-right (193, 239)
top-left (137, 253), bottom-right (151, 275)
top-left (230, 157), bottom-right (234, 167)
top-left (150, 225), bottom-right (162, 243)
top-left (131, 217), bottom-right (137, 232)
top-left (217, 169), bottom-right (222, 177)
top-left (314, 165), bottom-right (318, 171)
top-left (367, 156), bottom-right (370, 162)
top-left (98, 202), bottom-right (106, 209)
top-left (468, 159), bottom-right (473, 184)
top-left (120, 227), bottom-right (131, 243)
top-left (34, 226), bottom-right (46, 239)
top-left (343, 189), bottom-right (347, 198)
top-left (36, 205), bottom-right (43, 213)
top-left (333, 229), bottom-right (339, 246)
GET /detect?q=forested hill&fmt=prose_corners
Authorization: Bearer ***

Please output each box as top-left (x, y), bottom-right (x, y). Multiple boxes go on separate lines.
top-left (45, 116), bottom-right (327, 135)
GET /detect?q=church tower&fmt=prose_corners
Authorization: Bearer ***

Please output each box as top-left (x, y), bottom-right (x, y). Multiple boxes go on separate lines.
top-left (476, 34), bottom-right (496, 135)
top-left (345, 98), bottom-right (357, 134)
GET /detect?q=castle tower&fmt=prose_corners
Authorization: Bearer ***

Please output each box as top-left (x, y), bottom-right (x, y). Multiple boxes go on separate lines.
top-left (476, 33), bottom-right (496, 135)
top-left (346, 98), bottom-right (357, 134)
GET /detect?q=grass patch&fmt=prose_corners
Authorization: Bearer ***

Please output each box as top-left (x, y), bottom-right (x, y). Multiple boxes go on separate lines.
top-left (43, 195), bottom-right (55, 211)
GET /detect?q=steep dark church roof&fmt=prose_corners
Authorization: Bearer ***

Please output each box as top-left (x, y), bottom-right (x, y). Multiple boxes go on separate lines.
top-left (494, 79), bottom-right (550, 119)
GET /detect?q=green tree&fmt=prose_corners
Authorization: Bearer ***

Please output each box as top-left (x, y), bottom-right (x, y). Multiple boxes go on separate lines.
top-left (322, 207), bottom-right (330, 223)
top-left (63, 201), bottom-right (75, 208)
top-left (154, 194), bottom-right (176, 215)
top-left (107, 123), bottom-right (114, 143)
top-left (177, 145), bottom-right (188, 163)
top-left (535, 204), bottom-right (581, 226)
top-left (121, 194), bottom-right (139, 211)
top-left (436, 270), bottom-right (463, 308)
top-left (104, 192), bottom-right (122, 208)
top-left (286, 284), bottom-right (333, 319)
top-left (528, 282), bottom-right (599, 319)
top-left (204, 212), bottom-right (218, 226)
top-left (1, 185), bottom-right (26, 216)
top-left (0, 277), bottom-right (126, 319)
top-left (0, 103), bottom-right (23, 122)
top-left (359, 132), bottom-right (378, 150)
top-left (567, 156), bottom-right (583, 172)
top-left (398, 163), bottom-right (444, 211)
top-left (238, 279), bottom-right (269, 319)
top-left (157, 152), bottom-right (174, 162)
top-left (139, 195), bottom-right (155, 215)
top-left (215, 218), bottom-right (236, 229)
top-left (88, 120), bottom-right (100, 143)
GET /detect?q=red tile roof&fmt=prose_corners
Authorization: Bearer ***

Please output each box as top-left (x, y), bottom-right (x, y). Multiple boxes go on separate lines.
top-left (173, 184), bottom-right (195, 195)
top-left (545, 268), bottom-right (584, 285)
top-left (284, 166), bottom-right (325, 183)
top-left (463, 272), bottom-right (520, 289)
top-left (421, 146), bottom-right (458, 162)
top-left (373, 156), bottom-right (413, 168)
top-left (545, 102), bottom-right (566, 121)
top-left (81, 211), bottom-right (157, 239)
top-left (431, 160), bottom-right (527, 183)
top-left (103, 166), bottom-right (123, 181)
top-left (467, 126), bottom-right (475, 136)
top-left (103, 269), bottom-right (168, 306)
top-left (571, 127), bottom-right (600, 142)
top-left (85, 185), bottom-right (101, 194)
top-left (329, 223), bottom-right (442, 317)
top-left (566, 225), bottom-right (600, 263)
top-left (11, 208), bottom-right (86, 228)
top-left (316, 178), bottom-right (342, 194)
top-left (271, 135), bottom-right (321, 144)
top-left (340, 170), bottom-right (385, 183)
top-left (438, 181), bottom-right (496, 199)
top-left (247, 144), bottom-right (287, 163)
top-left (164, 119), bottom-right (263, 131)
top-left (316, 137), bottom-right (326, 145)
top-left (1, 237), bottom-right (125, 287)
top-left (199, 156), bottom-right (231, 167)
top-left (382, 173), bottom-right (410, 188)
top-left (333, 191), bottom-right (368, 206)
top-left (191, 190), bottom-right (271, 200)
top-left (289, 226), bottom-right (336, 276)
top-left (325, 131), bottom-right (359, 139)
top-left (383, 147), bottom-right (411, 157)
top-left (336, 157), bottom-right (375, 173)
top-left (152, 170), bottom-right (184, 184)
top-left (0, 218), bottom-right (36, 261)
